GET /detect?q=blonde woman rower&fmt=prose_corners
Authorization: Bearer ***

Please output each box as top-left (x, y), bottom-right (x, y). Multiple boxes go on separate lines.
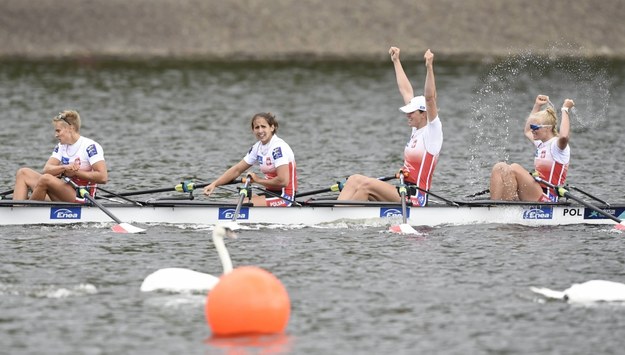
top-left (489, 95), bottom-right (575, 201)
top-left (13, 110), bottom-right (107, 202)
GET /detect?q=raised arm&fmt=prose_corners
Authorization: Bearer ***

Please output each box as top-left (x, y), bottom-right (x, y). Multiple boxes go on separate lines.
top-left (557, 99), bottom-right (574, 150)
top-left (389, 46), bottom-right (414, 104)
top-left (423, 49), bottom-right (438, 122)
top-left (531, 94), bottom-right (549, 114)
top-left (524, 94), bottom-right (549, 141)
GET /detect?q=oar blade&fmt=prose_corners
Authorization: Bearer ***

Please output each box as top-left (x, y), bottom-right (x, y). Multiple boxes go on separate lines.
top-left (614, 222), bottom-right (625, 231)
top-left (112, 222), bottom-right (146, 234)
top-left (389, 223), bottom-right (420, 235)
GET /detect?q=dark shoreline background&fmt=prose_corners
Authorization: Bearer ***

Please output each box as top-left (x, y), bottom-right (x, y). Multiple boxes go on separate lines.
top-left (2, 0), bottom-right (625, 62)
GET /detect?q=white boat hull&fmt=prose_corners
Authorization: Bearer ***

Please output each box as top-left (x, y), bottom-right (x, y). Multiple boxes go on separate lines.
top-left (1, 200), bottom-right (623, 227)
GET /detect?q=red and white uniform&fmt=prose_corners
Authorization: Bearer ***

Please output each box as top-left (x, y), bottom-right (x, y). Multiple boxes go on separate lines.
top-left (244, 134), bottom-right (297, 207)
top-left (402, 116), bottom-right (443, 206)
top-left (51, 136), bottom-right (105, 201)
top-left (534, 137), bottom-right (569, 202)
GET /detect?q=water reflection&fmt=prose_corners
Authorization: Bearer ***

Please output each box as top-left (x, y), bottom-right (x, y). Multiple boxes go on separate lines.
top-left (204, 333), bottom-right (293, 354)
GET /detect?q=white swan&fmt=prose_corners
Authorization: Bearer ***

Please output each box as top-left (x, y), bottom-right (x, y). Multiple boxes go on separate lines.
top-left (530, 280), bottom-right (625, 303)
top-left (140, 222), bottom-right (238, 293)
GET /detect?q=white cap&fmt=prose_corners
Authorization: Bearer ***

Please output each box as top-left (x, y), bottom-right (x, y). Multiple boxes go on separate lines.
top-left (399, 96), bottom-right (426, 113)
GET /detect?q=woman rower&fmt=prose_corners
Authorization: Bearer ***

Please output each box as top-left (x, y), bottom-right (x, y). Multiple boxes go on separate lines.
top-left (337, 47), bottom-right (443, 206)
top-left (203, 112), bottom-right (297, 206)
top-left (12, 110), bottom-right (108, 202)
top-left (489, 94), bottom-right (575, 201)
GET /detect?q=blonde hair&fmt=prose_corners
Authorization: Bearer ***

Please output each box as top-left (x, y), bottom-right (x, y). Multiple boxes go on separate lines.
top-left (52, 110), bottom-right (81, 132)
top-left (530, 107), bottom-right (558, 135)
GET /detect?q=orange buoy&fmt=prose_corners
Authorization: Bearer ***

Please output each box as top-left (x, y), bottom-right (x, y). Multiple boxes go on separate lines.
top-left (205, 266), bottom-right (290, 336)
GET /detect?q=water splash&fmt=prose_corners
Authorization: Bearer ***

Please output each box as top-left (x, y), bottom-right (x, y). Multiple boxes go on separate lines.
top-left (467, 43), bottom-right (612, 187)
top-left (0, 283), bottom-right (98, 298)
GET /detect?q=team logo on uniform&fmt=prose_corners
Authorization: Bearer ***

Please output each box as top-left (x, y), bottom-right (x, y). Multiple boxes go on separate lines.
top-left (272, 147), bottom-right (283, 160)
top-left (61, 157), bottom-right (70, 165)
top-left (522, 206), bottom-right (553, 219)
top-left (218, 207), bottom-right (249, 220)
top-left (50, 207), bottom-right (81, 220)
top-left (54, 146), bottom-right (59, 153)
top-left (86, 144), bottom-right (98, 157)
top-left (416, 193), bottom-right (426, 206)
top-left (257, 156), bottom-right (263, 164)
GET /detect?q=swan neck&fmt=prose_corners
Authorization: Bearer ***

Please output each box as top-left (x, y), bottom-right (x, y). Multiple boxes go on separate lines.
top-left (213, 234), bottom-right (233, 274)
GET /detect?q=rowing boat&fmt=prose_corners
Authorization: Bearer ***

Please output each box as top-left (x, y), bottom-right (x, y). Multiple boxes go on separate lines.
top-left (1, 199), bottom-right (623, 228)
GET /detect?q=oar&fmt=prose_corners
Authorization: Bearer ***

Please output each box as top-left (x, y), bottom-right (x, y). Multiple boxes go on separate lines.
top-left (98, 179), bottom-right (242, 198)
top-left (231, 175), bottom-right (252, 222)
top-left (567, 185), bottom-right (611, 207)
top-left (295, 175), bottom-right (397, 198)
top-left (465, 188), bottom-right (490, 199)
top-left (95, 186), bottom-right (144, 206)
top-left (389, 172), bottom-right (419, 234)
top-left (409, 184), bottom-right (459, 206)
top-left (294, 182), bottom-right (343, 198)
top-left (0, 189), bottom-right (13, 200)
top-left (533, 176), bottom-right (625, 231)
top-left (63, 177), bottom-right (146, 234)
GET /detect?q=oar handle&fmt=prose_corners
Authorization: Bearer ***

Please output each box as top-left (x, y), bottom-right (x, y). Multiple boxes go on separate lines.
top-left (232, 175), bottom-right (252, 222)
top-left (295, 181), bottom-right (343, 198)
top-left (63, 177), bottom-right (123, 224)
top-left (531, 175), bottom-right (566, 197)
top-left (175, 178), bottom-right (242, 193)
top-left (398, 172), bottom-right (408, 224)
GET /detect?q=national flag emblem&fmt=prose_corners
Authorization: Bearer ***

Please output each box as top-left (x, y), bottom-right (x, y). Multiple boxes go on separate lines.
top-left (272, 147), bottom-right (283, 160)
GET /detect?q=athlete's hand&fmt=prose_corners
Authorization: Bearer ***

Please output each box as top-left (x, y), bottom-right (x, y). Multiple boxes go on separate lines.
top-left (562, 99), bottom-right (575, 109)
top-left (246, 173), bottom-right (259, 183)
top-left (535, 94), bottom-right (549, 106)
top-left (389, 47), bottom-right (400, 62)
top-left (424, 49), bottom-right (434, 67)
top-left (203, 183), bottom-right (216, 196)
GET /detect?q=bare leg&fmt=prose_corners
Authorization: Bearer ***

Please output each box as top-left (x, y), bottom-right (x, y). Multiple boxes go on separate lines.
top-left (251, 195), bottom-right (267, 207)
top-left (490, 162), bottom-right (512, 200)
top-left (337, 174), bottom-right (367, 200)
top-left (13, 168), bottom-right (42, 200)
top-left (338, 175), bottom-right (400, 202)
top-left (511, 164), bottom-right (544, 201)
top-left (489, 162), bottom-right (520, 200)
top-left (30, 174), bottom-right (76, 202)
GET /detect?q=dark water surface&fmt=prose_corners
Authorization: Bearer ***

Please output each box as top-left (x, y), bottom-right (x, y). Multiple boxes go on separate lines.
top-left (1, 56), bottom-right (625, 354)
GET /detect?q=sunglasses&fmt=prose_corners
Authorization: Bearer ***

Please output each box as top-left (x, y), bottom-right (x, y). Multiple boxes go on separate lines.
top-left (530, 124), bottom-right (552, 131)
top-left (54, 113), bottom-right (72, 126)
